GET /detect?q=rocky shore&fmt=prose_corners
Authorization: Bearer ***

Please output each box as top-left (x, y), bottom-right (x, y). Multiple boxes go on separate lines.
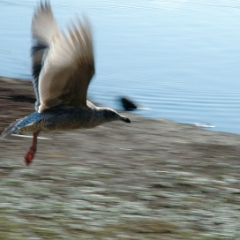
top-left (1, 76), bottom-right (240, 239)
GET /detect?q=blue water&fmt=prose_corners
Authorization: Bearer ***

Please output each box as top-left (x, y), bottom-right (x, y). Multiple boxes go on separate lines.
top-left (1, 0), bottom-right (240, 134)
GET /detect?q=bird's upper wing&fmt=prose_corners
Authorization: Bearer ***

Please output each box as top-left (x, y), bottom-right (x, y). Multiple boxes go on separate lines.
top-left (31, 1), bottom-right (60, 111)
top-left (37, 17), bottom-right (95, 113)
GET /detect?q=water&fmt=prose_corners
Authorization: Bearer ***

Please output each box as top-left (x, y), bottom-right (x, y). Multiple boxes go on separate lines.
top-left (1, 0), bottom-right (240, 134)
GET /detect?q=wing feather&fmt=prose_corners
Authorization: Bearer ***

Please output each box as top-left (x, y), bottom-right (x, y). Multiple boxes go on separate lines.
top-left (38, 18), bottom-right (95, 113)
top-left (31, 1), bottom-right (60, 110)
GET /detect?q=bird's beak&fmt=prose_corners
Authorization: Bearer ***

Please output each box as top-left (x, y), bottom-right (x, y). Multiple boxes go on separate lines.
top-left (120, 116), bottom-right (131, 123)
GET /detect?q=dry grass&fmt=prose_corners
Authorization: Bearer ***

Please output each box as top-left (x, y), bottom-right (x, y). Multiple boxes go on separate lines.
top-left (1, 77), bottom-right (240, 239)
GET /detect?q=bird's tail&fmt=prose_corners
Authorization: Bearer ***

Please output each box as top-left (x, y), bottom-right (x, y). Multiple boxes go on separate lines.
top-left (1, 118), bottom-right (26, 139)
top-left (1, 112), bottom-right (41, 139)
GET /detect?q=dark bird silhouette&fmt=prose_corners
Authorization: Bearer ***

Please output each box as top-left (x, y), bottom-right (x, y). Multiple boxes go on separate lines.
top-left (120, 96), bottom-right (138, 111)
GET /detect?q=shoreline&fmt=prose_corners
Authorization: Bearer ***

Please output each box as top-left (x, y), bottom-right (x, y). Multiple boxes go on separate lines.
top-left (0, 75), bottom-right (239, 136)
top-left (1, 76), bottom-right (240, 239)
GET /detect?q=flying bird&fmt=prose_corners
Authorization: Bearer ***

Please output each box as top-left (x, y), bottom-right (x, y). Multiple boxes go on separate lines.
top-left (120, 96), bottom-right (138, 111)
top-left (1, 1), bottom-right (130, 165)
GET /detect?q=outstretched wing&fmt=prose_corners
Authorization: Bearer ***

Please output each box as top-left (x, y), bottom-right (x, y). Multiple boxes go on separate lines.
top-left (31, 1), bottom-right (60, 111)
top-left (38, 18), bottom-right (95, 113)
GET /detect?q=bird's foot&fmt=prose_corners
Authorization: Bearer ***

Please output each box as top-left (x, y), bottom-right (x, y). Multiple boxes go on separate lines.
top-left (24, 146), bottom-right (36, 166)
top-left (24, 130), bottom-right (40, 166)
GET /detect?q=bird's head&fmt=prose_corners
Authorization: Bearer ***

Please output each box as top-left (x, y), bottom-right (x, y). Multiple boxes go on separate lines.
top-left (101, 108), bottom-right (131, 123)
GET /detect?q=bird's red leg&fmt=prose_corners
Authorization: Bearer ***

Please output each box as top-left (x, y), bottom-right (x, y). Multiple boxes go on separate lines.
top-left (24, 130), bottom-right (40, 166)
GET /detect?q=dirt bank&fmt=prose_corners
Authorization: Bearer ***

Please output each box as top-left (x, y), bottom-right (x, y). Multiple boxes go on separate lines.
top-left (1, 76), bottom-right (240, 239)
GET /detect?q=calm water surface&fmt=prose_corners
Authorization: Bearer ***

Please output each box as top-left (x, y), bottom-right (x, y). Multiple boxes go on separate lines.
top-left (1, 0), bottom-right (240, 133)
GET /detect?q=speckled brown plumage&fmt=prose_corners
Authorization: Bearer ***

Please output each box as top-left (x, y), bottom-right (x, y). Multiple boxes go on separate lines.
top-left (1, 1), bottom-right (130, 165)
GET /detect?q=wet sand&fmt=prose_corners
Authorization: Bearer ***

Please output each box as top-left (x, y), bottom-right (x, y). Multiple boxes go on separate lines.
top-left (1, 76), bottom-right (240, 239)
